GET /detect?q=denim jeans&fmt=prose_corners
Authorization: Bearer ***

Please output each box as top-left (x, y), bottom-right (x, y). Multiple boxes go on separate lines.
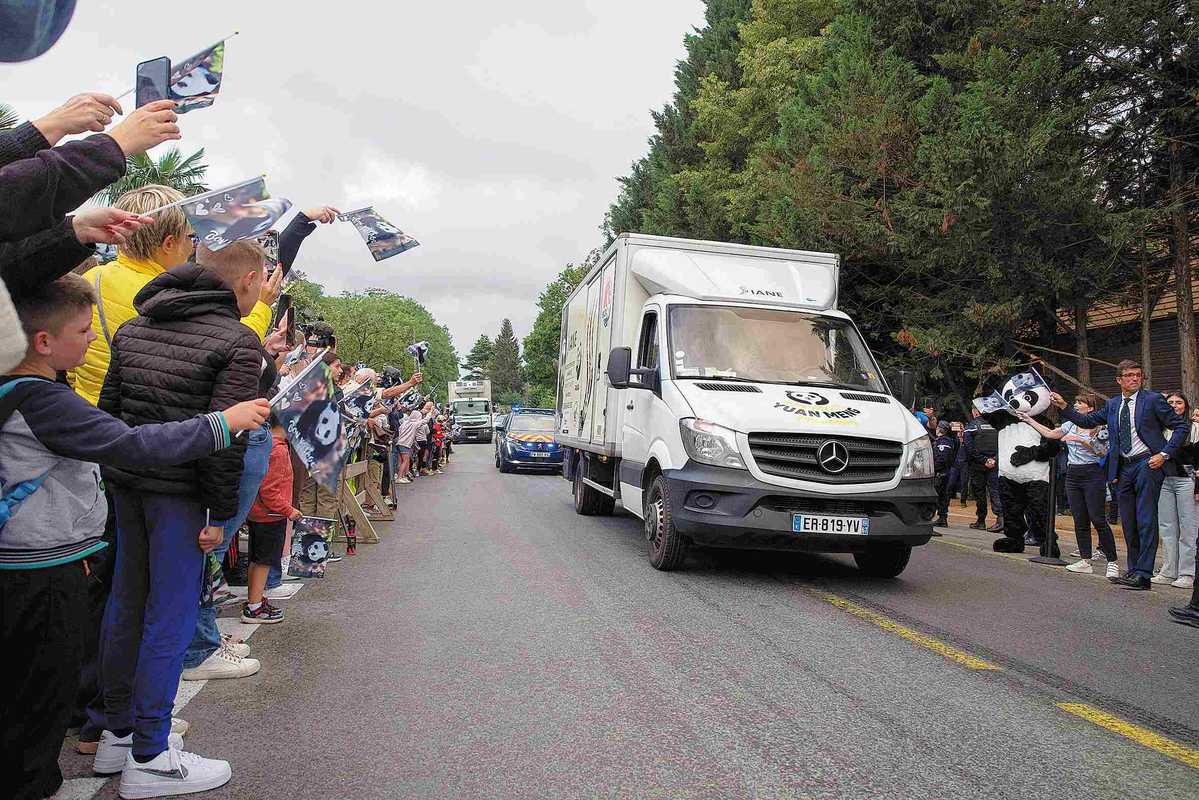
top-left (182, 425), bottom-right (272, 668)
top-left (102, 491), bottom-right (205, 758)
top-left (1157, 474), bottom-right (1198, 579)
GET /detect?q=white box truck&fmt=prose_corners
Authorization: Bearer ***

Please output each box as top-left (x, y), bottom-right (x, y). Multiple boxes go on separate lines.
top-left (556, 233), bottom-right (937, 575)
top-left (448, 379), bottom-right (493, 443)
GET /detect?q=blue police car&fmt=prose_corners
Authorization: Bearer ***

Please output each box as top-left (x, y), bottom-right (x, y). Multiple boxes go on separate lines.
top-left (494, 408), bottom-right (562, 473)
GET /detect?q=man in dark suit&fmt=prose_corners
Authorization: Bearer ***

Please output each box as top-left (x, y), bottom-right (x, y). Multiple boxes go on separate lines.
top-left (1052, 359), bottom-right (1186, 589)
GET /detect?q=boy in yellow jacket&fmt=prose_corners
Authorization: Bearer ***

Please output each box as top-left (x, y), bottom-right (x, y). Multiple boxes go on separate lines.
top-left (69, 185), bottom-right (276, 405)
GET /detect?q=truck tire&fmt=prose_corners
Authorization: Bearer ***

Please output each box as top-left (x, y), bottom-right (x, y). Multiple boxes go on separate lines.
top-left (644, 475), bottom-right (687, 571)
top-left (573, 459), bottom-right (614, 516)
top-left (853, 543), bottom-right (912, 578)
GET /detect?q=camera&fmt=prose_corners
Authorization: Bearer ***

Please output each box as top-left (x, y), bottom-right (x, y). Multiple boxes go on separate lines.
top-left (304, 321), bottom-right (335, 348)
top-left (379, 366), bottom-right (403, 389)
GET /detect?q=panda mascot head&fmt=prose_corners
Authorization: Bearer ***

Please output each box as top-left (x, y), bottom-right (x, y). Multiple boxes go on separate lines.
top-left (1001, 375), bottom-right (1052, 418)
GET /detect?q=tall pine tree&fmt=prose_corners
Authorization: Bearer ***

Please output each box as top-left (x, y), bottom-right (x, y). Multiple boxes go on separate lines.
top-left (489, 319), bottom-right (523, 402)
top-left (462, 335), bottom-right (494, 379)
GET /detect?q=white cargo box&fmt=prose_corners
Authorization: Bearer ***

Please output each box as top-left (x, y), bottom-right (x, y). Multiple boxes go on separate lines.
top-left (556, 234), bottom-right (840, 453)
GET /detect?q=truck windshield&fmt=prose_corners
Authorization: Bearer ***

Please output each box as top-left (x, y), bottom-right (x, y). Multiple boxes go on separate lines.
top-left (668, 306), bottom-right (888, 393)
top-left (454, 400), bottom-right (490, 415)
top-left (509, 414), bottom-right (556, 433)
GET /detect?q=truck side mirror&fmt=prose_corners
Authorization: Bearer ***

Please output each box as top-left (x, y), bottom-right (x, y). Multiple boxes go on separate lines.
top-left (897, 370), bottom-right (916, 410)
top-left (607, 347), bottom-right (633, 388)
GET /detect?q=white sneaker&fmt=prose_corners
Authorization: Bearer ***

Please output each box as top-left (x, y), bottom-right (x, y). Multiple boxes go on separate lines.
top-left (1106, 561), bottom-right (1120, 579)
top-left (1068, 549), bottom-right (1082, 559)
top-left (94, 730), bottom-right (183, 775)
top-left (118, 746), bottom-right (231, 799)
top-left (1065, 558), bottom-right (1093, 573)
top-left (1150, 573), bottom-right (1176, 585)
top-left (264, 585), bottom-right (294, 600)
top-left (1173, 576), bottom-right (1195, 589)
top-left (220, 633), bottom-right (250, 657)
top-left (398, 477), bottom-right (411, 484)
top-left (1092, 551), bottom-right (1108, 562)
top-left (180, 648), bottom-right (261, 681)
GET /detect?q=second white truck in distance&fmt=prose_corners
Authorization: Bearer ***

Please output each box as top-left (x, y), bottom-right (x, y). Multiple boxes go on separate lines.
top-left (555, 233), bottom-right (937, 576)
top-left (447, 380), bottom-right (494, 443)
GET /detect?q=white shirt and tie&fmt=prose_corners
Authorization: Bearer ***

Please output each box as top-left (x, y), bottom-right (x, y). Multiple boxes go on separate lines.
top-left (1119, 392), bottom-right (1149, 458)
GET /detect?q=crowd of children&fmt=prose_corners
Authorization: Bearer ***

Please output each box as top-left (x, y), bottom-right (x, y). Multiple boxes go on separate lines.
top-left (0, 78), bottom-right (458, 796)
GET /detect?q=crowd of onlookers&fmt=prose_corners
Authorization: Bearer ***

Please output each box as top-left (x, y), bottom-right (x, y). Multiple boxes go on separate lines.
top-left (917, 363), bottom-right (1199, 629)
top-left (0, 70), bottom-right (464, 797)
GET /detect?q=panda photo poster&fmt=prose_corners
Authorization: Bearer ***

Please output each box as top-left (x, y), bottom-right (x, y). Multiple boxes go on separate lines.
top-left (169, 40), bottom-right (225, 113)
top-left (271, 355), bottom-right (352, 494)
top-left (339, 206), bottom-right (420, 262)
top-left (287, 516), bottom-right (334, 579)
top-left (180, 176), bottom-right (292, 252)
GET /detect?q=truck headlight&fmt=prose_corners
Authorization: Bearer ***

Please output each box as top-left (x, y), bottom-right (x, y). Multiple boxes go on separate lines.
top-left (680, 418), bottom-right (746, 470)
top-left (901, 436), bottom-right (935, 479)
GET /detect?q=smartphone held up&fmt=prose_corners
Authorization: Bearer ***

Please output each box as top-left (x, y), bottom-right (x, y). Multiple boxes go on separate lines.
top-left (135, 56), bottom-right (171, 108)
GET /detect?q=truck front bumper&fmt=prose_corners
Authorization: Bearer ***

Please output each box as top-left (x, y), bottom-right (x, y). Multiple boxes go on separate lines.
top-left (458, 428), bottom-right (492, 443)
top-left (662, 462), bottom-right (936, 553)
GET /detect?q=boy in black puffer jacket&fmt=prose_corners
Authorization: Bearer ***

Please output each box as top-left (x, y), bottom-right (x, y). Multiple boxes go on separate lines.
top-left (94, 241), bottom-right (271, 797)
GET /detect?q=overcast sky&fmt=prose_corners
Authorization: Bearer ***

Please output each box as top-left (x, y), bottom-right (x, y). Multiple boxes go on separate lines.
top-left (1, 0), bottom-right (705, 363)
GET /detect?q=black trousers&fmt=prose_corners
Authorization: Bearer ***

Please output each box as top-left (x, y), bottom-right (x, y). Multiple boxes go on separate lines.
top-left (1064, 463), bottom-right (1117, 561)
top-left (0, 560), bottom-right (88, 800)
top-left (1000, 477), bottom-right (1049, 543)
top-left (969, 469), bottom-right (990, 523)
top-left (934, 473), bottom-right (950, 520)
top-left (74, 490), bottom-right (117, 743)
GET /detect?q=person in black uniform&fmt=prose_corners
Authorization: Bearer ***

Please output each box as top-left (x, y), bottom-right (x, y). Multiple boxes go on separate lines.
top-left (964, 407), bottom-right (1002, 531)
top-left (932, 421), bottom-right (958, 527)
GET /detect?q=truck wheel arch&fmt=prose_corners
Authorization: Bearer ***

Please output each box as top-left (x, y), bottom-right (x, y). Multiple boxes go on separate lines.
top-left (641, 459), bottom-right (662, 503)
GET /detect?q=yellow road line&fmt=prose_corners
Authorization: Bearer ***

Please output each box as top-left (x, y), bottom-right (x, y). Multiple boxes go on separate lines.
top-left (807, 589), bottom-right (1001, 671)
top-left (1057, 703), bottom-right (1199, 769)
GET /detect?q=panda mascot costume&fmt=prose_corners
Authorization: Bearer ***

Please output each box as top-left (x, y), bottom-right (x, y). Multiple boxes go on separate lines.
top-left (978, 373), bottom-right (1062, 555)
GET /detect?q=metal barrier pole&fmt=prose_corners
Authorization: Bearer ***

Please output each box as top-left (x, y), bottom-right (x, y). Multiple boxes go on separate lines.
top-left (1030, 460), bottom-right (1067, 566)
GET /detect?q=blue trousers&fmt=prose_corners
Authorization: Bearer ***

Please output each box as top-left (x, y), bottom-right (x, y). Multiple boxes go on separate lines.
top-left (1115, 457), bottom-right (1164, 578)
top-left (182, 425), bottom-right (272, 669)
top-left (101, 490), bottom-right (205, 758)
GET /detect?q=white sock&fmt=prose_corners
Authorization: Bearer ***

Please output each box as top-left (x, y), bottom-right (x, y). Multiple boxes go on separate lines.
top-left (248, 601), bottom-right (263, 611)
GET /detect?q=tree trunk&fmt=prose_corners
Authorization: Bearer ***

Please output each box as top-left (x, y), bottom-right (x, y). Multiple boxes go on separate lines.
top-left (1171, 141), bottom-right (1197, 403)
top-left (1141, 259), bottom-right (1153, 388)
top-left (1074, 299), bottom-right (1090, 388)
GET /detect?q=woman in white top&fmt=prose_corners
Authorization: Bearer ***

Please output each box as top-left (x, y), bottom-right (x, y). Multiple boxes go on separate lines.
top-left (1153, 393), bottom-right (1198, 589)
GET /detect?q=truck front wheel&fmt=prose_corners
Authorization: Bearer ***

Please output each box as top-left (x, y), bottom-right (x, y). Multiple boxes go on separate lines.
top-left (853, 543), bottom-right (912, 578)
top-left (644, 476), bottom-right (687, 571)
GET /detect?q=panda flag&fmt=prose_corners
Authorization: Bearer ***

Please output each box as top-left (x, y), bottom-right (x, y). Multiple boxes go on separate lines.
top-left (339, 380), bottom-right (377, 422)
top-left (974, 367), bottom-right (1049, 416)
top-left (177, 176), bottom-right (292, 252)
top-left (169, 40), bottom-right (225, 114)
top-left (339, 206), bottom-right (420, 262)
top-left (270, 354), bottom-right (352, 493)
top-left (407, 341), bottom-right (429, 365)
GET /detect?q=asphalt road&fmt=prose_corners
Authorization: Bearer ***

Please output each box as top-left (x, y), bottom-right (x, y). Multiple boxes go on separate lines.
top-left (81, 444), bottom-right (1198, 799)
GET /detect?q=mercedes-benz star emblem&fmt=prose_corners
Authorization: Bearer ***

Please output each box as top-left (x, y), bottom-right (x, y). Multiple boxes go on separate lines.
top-left (817, 440), bottom-right (850, 474)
